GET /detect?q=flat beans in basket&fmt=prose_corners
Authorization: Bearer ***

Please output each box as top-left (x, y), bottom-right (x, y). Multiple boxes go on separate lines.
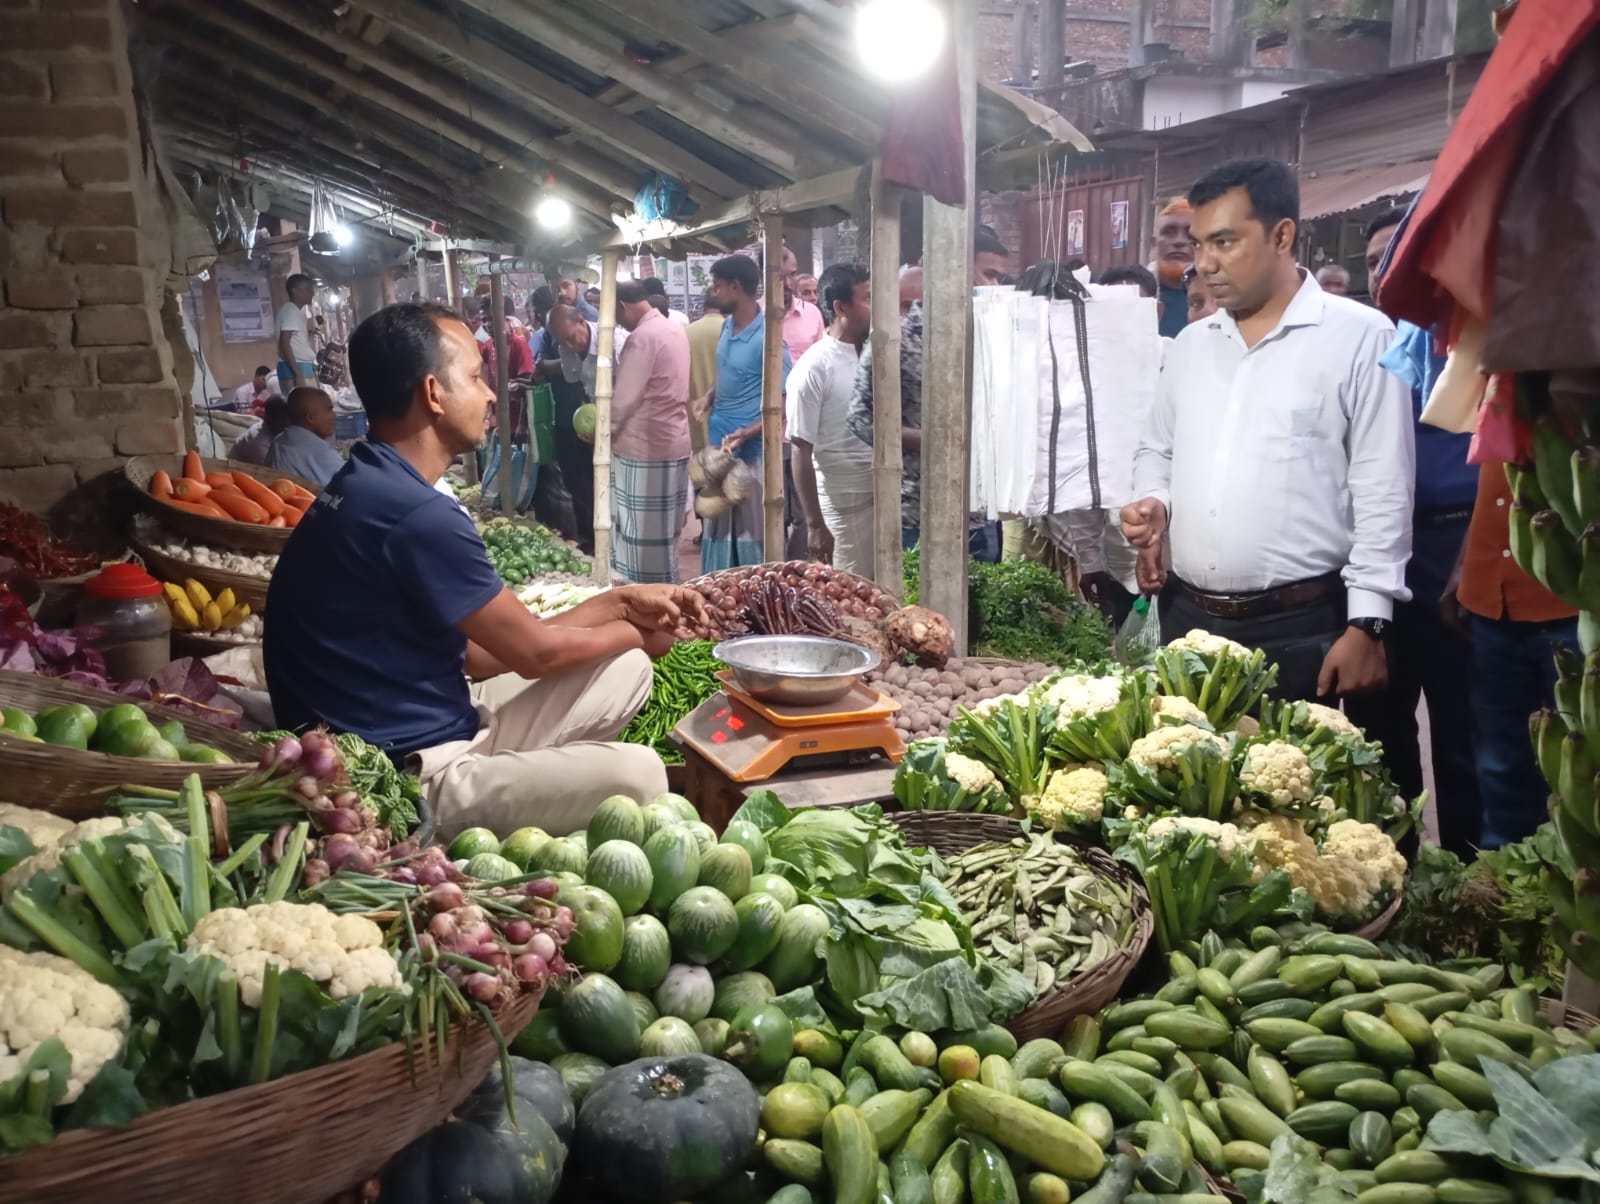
top-left (944, 832), bottom-right (1138, 997)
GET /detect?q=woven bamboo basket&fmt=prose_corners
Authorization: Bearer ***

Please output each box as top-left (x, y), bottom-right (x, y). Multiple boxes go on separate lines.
top-left (0, 991), bottom-right (539, 1204)
top-left (127, 517), bottom-right (271, 612)
top-left (684, 562), bottom-right (902, 638)
top-left (171, 631), bottom-right (263, 660)
top-left (0, 671), bottom-right (259, 817)
top-left (125, 454), bottom-right (320, 554)
top-left (1349, 891), bottom-right (1403, 941)
top-left (883, 811), bottom-right (1154, 1041)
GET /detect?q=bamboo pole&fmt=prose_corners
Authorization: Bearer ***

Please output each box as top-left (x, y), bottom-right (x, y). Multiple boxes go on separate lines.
top-left (869, 159), bottom-right (904, 600)
top-left (445, 247), bottom-right (479, 487)
top-left (592, 249), bottom-right (620, 584)
top-left (490, 270), bottom-right (513, 515)
top-left (920, 0), bottom-right (978, 654)
top-left (761, 215), bottom-right (786, 561)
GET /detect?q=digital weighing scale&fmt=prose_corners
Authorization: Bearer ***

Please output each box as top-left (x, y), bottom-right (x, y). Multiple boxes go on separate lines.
top-left (673, 672), bottom-right (907, 830)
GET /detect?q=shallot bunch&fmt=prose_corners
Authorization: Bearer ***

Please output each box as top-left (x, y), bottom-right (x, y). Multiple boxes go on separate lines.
top-left (412, 878), bottom-right (571, 1003)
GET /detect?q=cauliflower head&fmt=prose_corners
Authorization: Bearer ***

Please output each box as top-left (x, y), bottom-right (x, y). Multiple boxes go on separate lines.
top-left (0, 945), bottom-right (130, 1104)
top-left (1034, 764), bottom-right (1109, 830)
top-left (1167, 630), bottom-right (1251, 659)
top-left (1317, 820), bottom-right (1405, 918)
top-left (1150, 695), bottom-right (1209, 728)
top-left (0, 803), bottom-right (74, 851)
top-left (1041, 672), bottom-right (1124, 720)
top-left (1302, 702), bottom-right (1359, 737)
top-left (969, 689), bottom-right (1034, 718)
top-left (1231, 716), bottom-right (1262, 739)
top-left (187, 901), bottom-right (404, 1007)
top-left (943, 751), bottom-right (999, 795)
top-left (1, 813), bottom-right (178, 901)
top-left (1145, 815), bottom-right (1250, 860)
top-left (1240, 741), bottom-right (1315, 808)
top-left (1126, 724), bottom-right (1228, 773)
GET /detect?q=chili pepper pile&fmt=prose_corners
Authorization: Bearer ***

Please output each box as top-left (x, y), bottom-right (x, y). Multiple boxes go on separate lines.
top-left (0, 505), bottom-right (99, 579)
top-left (619, 640), bottom-right (724, 764)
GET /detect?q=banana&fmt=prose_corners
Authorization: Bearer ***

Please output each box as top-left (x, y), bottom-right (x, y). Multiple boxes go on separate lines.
top-left (1557, 731), bottom-right (1597, 833)
top-left (202, 601), bottom-right (223, 632)
top-left (219, 603), bottom-right (251, 630)
top-left (1505, 461), bottom-right (1548, 510)
top-left (1581, 668), bottom-right (1600, 760)
top-left (1584, 611), bottom-right (1600, 658)
top-left (1546, 867), bottom-right (1582, 935)
top-left (1555, 646), bottom-right (1585, 725)
top-left (1579, 523), bottom-right (1600, 613)
top-left (1529, 510), bottom-right (1582, 606)
top-left (1533, 417), bottom-right (1583, 536)
top-left (1574, 446), bottom-right (1600, 525)
top-left (1531, 707), bottom-right (1565, 790)
top-left (168, 593), bottom-right (199, 629)
top-left (1553, 922), bottom-right (1600, 983)
top-left (1551, 788), bottom-right (1600, 861)
top-left (162, 581), bottom-right (188, 606)
top-left (214, 587), bottom-right (236, 615)
top-left (185, 578), bottom-right (213, 610)
top-left (1575, 868), bottom-right (1600, 938)
top-left (1509, 500), bottom-right (1536, 577)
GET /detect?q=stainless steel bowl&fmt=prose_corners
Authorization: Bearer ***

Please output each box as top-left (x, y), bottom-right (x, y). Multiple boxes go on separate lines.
top-left (713, 635), bottom-right (881, 707)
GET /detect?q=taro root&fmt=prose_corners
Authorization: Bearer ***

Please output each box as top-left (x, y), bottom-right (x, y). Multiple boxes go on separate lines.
top-left (840, 614), bottom-right (895, 660)
top-left (884, 605), bottom-right (956, 668)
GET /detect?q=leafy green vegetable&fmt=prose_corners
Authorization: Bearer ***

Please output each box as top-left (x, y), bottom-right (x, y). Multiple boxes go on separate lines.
top-left (0, 823), bottom-right (36, 878)
top-left (946, 696), bottom-right (1058, 802)
top-left (891, 738), bottom-right (1012, 814)
top-left (1249, 1134), bottom-right (1359, 1204)
top-left (1423, 1054), bottom-right (1600, 1183)
top-left (333, 731), bottom-right (421, 835)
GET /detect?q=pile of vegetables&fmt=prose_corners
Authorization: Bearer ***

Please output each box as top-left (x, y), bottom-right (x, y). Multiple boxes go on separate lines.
top-left (0, 503), bottom-right (100, 579)
top-left (870, 656), bottom-right (1055, 742)
top-left (619, 640), bottom-right (723, 765)
top-left (516, 579), bottom-right (604, 617)
top-left (480, 517), bottom-right (590, 586)
top-left (0, 697), bottom-right (234, 763)
top-left (147, 452), bottom-right (314, 529)
top-left (684, 563), bottom-right (898, 642)
top-left (0, 584), bottom-right (109, 683)
top-left (142, 529), bottom-right (278, 579)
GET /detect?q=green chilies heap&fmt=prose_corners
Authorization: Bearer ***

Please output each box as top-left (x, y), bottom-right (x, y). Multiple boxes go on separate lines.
top-left (621, 641), bottom-right (725, 764)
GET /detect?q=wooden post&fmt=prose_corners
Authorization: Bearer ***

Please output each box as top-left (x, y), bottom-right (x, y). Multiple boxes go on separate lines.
top-left (761, 215), bottom-right (786, 561)
top-left (414, 255), bottom-right (427, 303)
top-left (445, 245), bottom-right (479, 486)
top-left (592, 249), bottom-right (620, 584)
top-left (869, 160), bottom-right (904, 600)
top-left (490, 270), bottom-right (513, 515)
top-left (920, 0), bottom-right (978, 654)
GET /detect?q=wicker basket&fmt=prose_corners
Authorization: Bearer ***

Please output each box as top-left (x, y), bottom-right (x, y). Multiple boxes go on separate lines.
top-left (0, 991), bottom-right (539, 1204)
top-left (127, 517), bottom-right (270, 613)
top-left (1350, 891), bottom-right (1403, 941)
top-left (883, 811), bottom-right (1154, 1041)
top-left (171, 631), bottom-right (263, 660)
top-left (125, 454), bottom-right (320, 554)
top-left (684, 562), bottom-right (902, 638)
top-left (0, 671), bottom-right (259, 817)
top-left (1541, 996), bottom-right (1599, 1033)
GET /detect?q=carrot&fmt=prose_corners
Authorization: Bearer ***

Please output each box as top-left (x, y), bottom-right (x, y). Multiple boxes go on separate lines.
top-left (284, 492), bottom-right (312, 513)
top-left (170, 479), bottom-right (212, 502)
top-left (149, 470), bottom-right (174, 499)
top-left (270, 478), bottom-right (317, 507)
top-left (205, 472), bottom-right (236, 490)
top-left (266, 515), bottom-right (287, 528)
top-left (158, 495), bottom-right (228, 519)
top-left (183, 450), bottom-right (205, 482)
top-left (230, 472), bottom-right (286, 517)
top-left (208, 488), bottom-right (270, 525)
top-left (278, 505), bottom-right (302, 528)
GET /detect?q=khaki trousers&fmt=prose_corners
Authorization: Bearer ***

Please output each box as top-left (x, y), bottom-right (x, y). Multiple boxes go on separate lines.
top-left (416, 649), bottom-right (666, 840)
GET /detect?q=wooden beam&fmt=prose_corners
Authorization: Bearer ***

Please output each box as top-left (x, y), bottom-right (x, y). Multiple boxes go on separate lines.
top-left (869, 160), bottom-right (904, 600)
top-left (761, 216), bottom-right (786, 561)
top-left (344, 0), bottom-right (745, 200)
top-left (588, 14), bottom-right (808, 110)
top-left (920, 0), bottom-right (978, 654)
top-left (602, 166), bottom-right (865, 249)
top-left (593, 250), bottom-right (621, 584)
top-left (490, 272), bottom-right (514, 515)
top-left (457, 0), bottom-right (800, 173)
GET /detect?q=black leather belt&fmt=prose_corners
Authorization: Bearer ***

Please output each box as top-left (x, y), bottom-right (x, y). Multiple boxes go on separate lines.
top-left (1171, 572), bottom-right (1343, 621)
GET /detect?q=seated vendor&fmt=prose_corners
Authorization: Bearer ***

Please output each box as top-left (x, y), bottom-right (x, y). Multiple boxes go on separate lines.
top-left (264, 302), bottom-right (703, 838)
top-left (268, 385), bottom-right (346, 486)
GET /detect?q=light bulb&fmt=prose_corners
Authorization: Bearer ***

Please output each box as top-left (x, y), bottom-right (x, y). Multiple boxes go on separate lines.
top-left (856, 0), bottom-right (946, 83)
top-left (331, 224), bottom-right (353, 247)
top-left (535, 196), bottom-right (572, 230)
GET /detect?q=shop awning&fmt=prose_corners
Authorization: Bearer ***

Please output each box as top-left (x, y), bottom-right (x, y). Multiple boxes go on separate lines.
top-left (1299, 160), bottom-right (1435, 221)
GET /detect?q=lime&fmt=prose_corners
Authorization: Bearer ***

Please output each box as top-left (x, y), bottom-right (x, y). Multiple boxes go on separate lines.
top-left (52, 703), bottom-right (98, 743)
top-left (0, 708), bottom-right (37, 738)
top-left (448, 827), bottom-right (502, 862)
top-left (99, 702), bottom-right (147, 733)
top-left (99, 720), bottom-right (161, 758)
top-left (179, 745), bottom-right (234, 765)
top-left (137, 737), bottom-right (182, 762)
top-left (500, 826), bottom-right (551, 871)
top-left (157, 719), bottom-right (187, 747)
top-left (464, 852), bottom-right (521, 882)
top-left (33, 708), bottom-right (91, 751)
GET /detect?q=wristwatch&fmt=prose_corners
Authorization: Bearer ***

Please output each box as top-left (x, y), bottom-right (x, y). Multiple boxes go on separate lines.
top-left (1348, 618), bottom-right (1390, 641)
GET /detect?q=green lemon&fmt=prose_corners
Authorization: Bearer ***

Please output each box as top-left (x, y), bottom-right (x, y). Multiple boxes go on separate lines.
top-left (137, 737), bottom-right (182, 762)
top-left (0, 708), bottom-right (37, 738)
top-left (98, 702), bottom-right (147, 733)
top-left (157, 719), bottom-right (187, 747)
top-left (51, 703), bottom-right (98, 743)
top-left (99, 720), bottom-right (162, 758)
top-left (33, 709), bottom-right (91, 751)
top-left (179, 744), bottom-right (234, 765)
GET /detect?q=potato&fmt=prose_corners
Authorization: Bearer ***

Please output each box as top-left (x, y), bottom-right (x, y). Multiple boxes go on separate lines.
top-left (1000, 678), bottom-right (1025, 694)
top-left (909, 681), bottom-right (932, 697)
top-left (990, 666), bottom-right (1011, 685)
top-left (932, 684), bottom-right (953, 699)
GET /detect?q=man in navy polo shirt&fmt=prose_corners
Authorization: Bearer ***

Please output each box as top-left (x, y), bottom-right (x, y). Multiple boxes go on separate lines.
top-left (265, 302), bottom-right (707, 838)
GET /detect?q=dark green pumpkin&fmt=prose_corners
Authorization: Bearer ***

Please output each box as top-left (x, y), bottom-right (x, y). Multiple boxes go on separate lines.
top-left (573, 1054), bottom-right (761, 1202)
top-left (511, 1010), bottom-right (570, 1063)
top-left (380, 1112), bottom-right (564, 1204)
top-left (459, 1056), bottom-right (576, 1148)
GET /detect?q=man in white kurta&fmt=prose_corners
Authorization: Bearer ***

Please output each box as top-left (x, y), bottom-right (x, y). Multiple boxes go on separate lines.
top-left (786, 264), bottom-right (875, 575)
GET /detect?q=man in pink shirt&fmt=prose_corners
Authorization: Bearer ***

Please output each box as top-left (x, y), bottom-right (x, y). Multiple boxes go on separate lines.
top-left (610, 280), bottom-right (692, 583)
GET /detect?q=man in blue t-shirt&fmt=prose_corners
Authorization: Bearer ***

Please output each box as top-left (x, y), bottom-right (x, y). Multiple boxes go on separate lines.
top-left (265, 302), bottom-right (708, 838)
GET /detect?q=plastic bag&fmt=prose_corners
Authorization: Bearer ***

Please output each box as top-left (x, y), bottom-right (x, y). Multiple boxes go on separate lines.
top-left (1115, 594), bottom-right (1162, 667)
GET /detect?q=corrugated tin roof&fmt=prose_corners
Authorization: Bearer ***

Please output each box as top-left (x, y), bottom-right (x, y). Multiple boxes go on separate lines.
top-left (1299, 160), bottom-right (1434, 220)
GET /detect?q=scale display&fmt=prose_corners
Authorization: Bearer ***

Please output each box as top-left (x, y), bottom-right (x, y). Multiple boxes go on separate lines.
top-left (673, 691), bottom-right (905, 782)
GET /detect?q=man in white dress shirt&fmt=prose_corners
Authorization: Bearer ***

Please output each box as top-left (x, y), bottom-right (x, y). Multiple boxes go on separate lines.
top-left (1122, 158), bottom-right (1414, 702)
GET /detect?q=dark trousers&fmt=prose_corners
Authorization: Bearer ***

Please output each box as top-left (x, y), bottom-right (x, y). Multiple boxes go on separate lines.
top-left (901, 523), bottom-right (1003, 563)
top-left (783, 446), bottom-right (807, 561)
top-left (552, 391), bottom-right (594, 555)
top-left (1159, 581), bottom-right (1346, 703)
top-left (1343, 590), bottom-right (1479, 858)
top-left (1468, 613), bottom-right (1579, 849)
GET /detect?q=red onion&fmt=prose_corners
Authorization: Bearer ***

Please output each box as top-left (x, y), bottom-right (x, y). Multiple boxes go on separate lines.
top-left (550, 906), bottom-right (575, 939)
top-left (294, 775), bottom-right (321, 800)
top-left (483, 949), bottom-right (512, 971)
top-left (322, 833), bottom-right (362, 873)
top-left (428, 913), bottom-right (459, 941)
top-left (307, 794), bottom-right (335, 813)
top-left (303, 746), bottom-right (339, 781)
top-left (273, 735), bottom-right (303, 767)
top-left (412, 860), bottom-right (448, 887)
top-left (270, 824), bottom-right (291, 862)
top-left (548, 954), bottom-right (568, 977)
top-left (524, 877), bottom-right (559, 899)
top-left (388, 867), bottom-right (418, 885)
top-left (527, 931), bottom-right (557, 961)
top-left (321, 807), bottom-right (363, 835)
top-left (513, 953), bottom-right (548, 982)
top-left (415, 933), bottom-right (437, 956)
top-left (464, 972), bottom-right (500, 1003)
top-left (391, 840), bottom-right (421, 859)
top-left (502, 919), bottom-right (533, 945)
top-left (427, 883), bottom-right (466, 913)
top-left (459, 921), bottom-right (495, 947)
top-left (345, 847), bottom-right (379, 875)
top-left (302, 858), bottom-right (330, 887)
top-left (331, 790), bottom-right (360, 809)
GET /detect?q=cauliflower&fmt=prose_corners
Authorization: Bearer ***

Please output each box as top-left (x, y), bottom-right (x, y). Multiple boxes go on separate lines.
top-left (1231, 716), bottom-right (1261, 739)
top-left (969, 689), bottom-right (1033, 718)
top-left (1041, 672), bottom-right (1124, 719)
top-left (1302, 702), bottom-right (1358, 736)
top-left (1144, 815), bottom-right (1251, 860)
top-left (187, 901), bottom-right (405, 1007)
top-left (1244, 814), bottom-right (1402, 923)
top-left (1239, 741), bottom-right (1315, 808)
top-left (1126, 723), bottom-right (1227, 773)
top-left (0, 945), bottom-right (130, 1104)
top-left (1033, 764), bottom-right (1109, 830)
top-left (1150, 695), bottom-right (1209, 728)
top-left (0, 803), bottom-right (74, 851)
top-left (1, 814), bottom-right (178, 901)
top-left (1166, 630), bottom-right (1251, 658)
top-left (943, 752), bottom-right (999, 794)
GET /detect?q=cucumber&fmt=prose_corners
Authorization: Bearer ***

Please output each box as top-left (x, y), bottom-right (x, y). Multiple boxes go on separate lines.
top-left (862, 1034), bottom-right (923, 1090)
top-left (1394, 1132), bottom-right (1421, 1154)
top-left (877, 1161), bottom-right (895, 1204)
top-left (1247, 1048), bottom-right (1298, 1118)
top-left (1011, 1038), bottom-right (1066, 1082)
top-left (1404, 1083), bottom-right (1467, 1122)
top-left (1414, 991), bottom-right (1472, 1020)
top-left (1500, 987), bottom-right (1538, 1026)
top-left (1185, 1106), bottom-right (1226, 1174)
top-left (1061, 1014), bottom-right (1101, 1062)
top-left (1374, 1150), bottom-right (1456, 1184)
top-left (767, 1186), bottom-right (817, 1204)
top-left (763, 1082), bottom-right (833, 1140)
top-left (1144, 1010), bottom-right (1231, 1051)
top-left (859, 1088), bottom-right (931, 1151)
top-left (1104, 1000), bottom-right (1176, 1032)
top-left (1165, 1063), bottom-right (1201, 1101)
top-left (764, 1139), bottom-right (827, 1187)
top-left (1093, 1058), bottom-right (1162, 1099)
top-left (1344, 1012), bottom-right (1416, 1066)
top-left (1107, 1025), bottom-right (1147, 1053)
top-left (1073, 1152), bottom-right (1138, 1204)
top-left (949, 1080), bottom-right (1106, 1182)
top-left (1447, 1012), bottom-right (1544, 1054)
top-left (1358, 1187), bottom-right (1438, 1204)
top-left (945, 1025), bottom-right (1020, 1060)
top-left (810, 1067), bottom-right (846, 1105)
top-left (1222, 1140), bottom-right (1273, 1171)
top-left (1240, 998), bottom-right (1319, 1025)
top-left (931, 1139), bottom-right (968, 1204)
top-left (1382, 1001), bottom-right (1436, 1050)
top-left (1218, 1095), bottom-right (1292, 1147)
top-left (1350, 1111), bottom-right (1395, 1166)
top-left (1071, 1100), bottom-right (1115, 1148)
top-left (965, 1133), bottom-right (1020, 1204)
top-left (1392, 1069), bottom-right (1433, 1097)
top-left (794, 1028), bottom-right (845, 1069)
top-left (1342, 955), bottom-right (1383, 989)
top-left (1210, 947), bottom-right (1246, 977)
top-left (1132, 1120), bottom-right (1187, 1193)
top-left (1335, 1078), bottom-right (1402, 1111)
top-left (844, 1067), bottom-right (878, 1108)
top-left (1283, 1035), bottom-right (1360, 1065)
top-left (892, 1151), bottom-right (935, 1204)
top-left (1156, 975), bottom-right (1201, 1004)
top-left (1190, 1051), bottom-right (1251, 1092)
top-left (1099, 1049), bottom-right (1164, 1077)
top-left (1435, 1180), bottom-right (1515, 1204)
top-left (1328, 1149), bottom-right (1360, 1171)
top-left (1150, 1083), bottom-right (1190, 1142)
top-left (1024, 1173), bottom-right (1071, 1204)
top-left (1237, 978), bottom-right (1295, 1006)
top-left (1168, 951), bottom-right (1200, 978)
top-left (1390, 1107), bottom-right (1421, 1138)
top-left (1428, 1062), bottom-right (1495, 1110)
top-left (1247, 1017), bottom-right (1324, 1052)
top-left (822, 1104), bottom-right (878, 1204)
top-left (1279, 954), bottom-right (1345, 994)
top-left (1286, 1100), bottom-right (1360, 1144)
top-left (1305, 932), bottom-right (1382, 959)
top-left (1197, 967), bottom-right (1237, 1007)
top-left (785, 1056), bottom-right (814, 1085)
top-left (1229, 946), bottom-right (1283, 990)
top-left (1018, 1077), bottom-right (1073, 1119)
top-left (1193, 996), bottom-right (1231, 1027)
top-left (1375, 983), bottom-right (1442, 1005)
top-left (1309, 993), bottom-right (1385, 1032)
top-left (903, 1031), bottom-right (940, 1068)
top-left (1132, 1036), bottom-right (1180, 1066)
top-left (1198, 931), bottom-right (1224, 967)
top-left (980, 1054), bottom-right (1019, 1097)
top-left (900, 1089), bottom-right (959, 1168)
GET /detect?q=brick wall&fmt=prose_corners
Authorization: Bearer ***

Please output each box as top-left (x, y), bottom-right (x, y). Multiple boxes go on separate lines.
top-left (0, 0), bottom-right (184, 511)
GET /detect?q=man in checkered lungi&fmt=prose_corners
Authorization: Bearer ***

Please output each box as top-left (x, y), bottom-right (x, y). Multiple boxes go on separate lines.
top-left (609, 281), bottom-right (692, 582)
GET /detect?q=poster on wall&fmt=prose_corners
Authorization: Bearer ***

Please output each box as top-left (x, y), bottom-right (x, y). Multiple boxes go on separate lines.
top-left (1110, 200), bottom-right (1129, 250)
top-left (1067, 209), bottom-right (1086, 257)
top-left (213, 261), bottom-right (274, 343)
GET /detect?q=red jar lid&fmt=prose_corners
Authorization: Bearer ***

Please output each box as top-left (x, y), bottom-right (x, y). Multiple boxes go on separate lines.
top-left (83, 562), bottom-right (163, 599)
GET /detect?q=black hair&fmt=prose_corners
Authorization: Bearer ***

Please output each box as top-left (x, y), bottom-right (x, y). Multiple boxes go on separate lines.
top-left (974, 228), bottom-right (1008, 260)
top-left (616, 280), bottom-right (648, 305)
top-left (1188, 158), bottom-right (1299, 231)
top-left (710, 254), bottom-right (760, 295)
top-left (254, 364), bottom-right (272, 376)
top-left (529, 285), bottom-right (554, 323)
top-left (348, 302), bottom-right (463, 424)
top-left (817, 262), bottom-right (869, 321)
top-left (1096, 264), bottom-right (1159, 297)
top-left (262, 397), bottom-right (290, 429)
top-left (1365, 207), bottom-right (1405, 242)
top-left (285, 273), bottom-right (313, 293)
top-left (641, 277), bottom-right (668, 297)
top-left (648, 295), bottom-right (670, 317)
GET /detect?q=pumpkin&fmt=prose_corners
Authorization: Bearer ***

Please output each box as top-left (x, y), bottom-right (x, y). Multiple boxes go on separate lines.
top-left (573, 1054), bottom-right (761, 1202)
top-left (459, 1056), bottom-right (576, 1149)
